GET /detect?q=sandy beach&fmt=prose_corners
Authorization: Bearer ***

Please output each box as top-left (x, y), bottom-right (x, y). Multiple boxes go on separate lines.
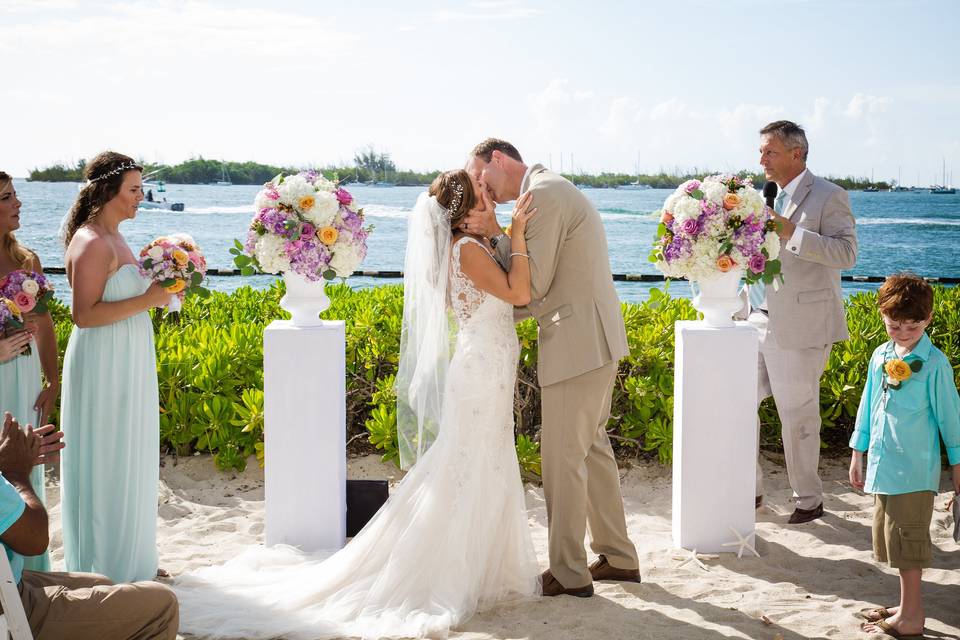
top-left (45, 454), bottom-right (959, 640)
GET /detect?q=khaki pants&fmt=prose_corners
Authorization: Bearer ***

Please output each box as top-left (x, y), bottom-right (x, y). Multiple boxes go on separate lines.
top-left (17, 570), bottom-right (178, 640)
top-left (751, 312), bottom-right (831, 511)
top-left (541, 361), bottom-right (639, 588)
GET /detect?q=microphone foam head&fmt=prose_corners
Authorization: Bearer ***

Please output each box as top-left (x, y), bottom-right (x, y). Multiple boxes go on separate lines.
top-left (763, 181), bottom-right (778, 199)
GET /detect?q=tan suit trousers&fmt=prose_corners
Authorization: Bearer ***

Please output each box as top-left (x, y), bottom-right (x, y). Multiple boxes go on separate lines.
top-left (17, 570), bottom-right (179, 640)
top-left (751, 312), bottom-right (831, 511)
top-left (541, 361), bottom-right (639, 587)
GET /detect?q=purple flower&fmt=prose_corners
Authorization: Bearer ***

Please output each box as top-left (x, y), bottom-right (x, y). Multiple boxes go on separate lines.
top-left (301, 222), bottom-right (316, 239)
top-left (340, 208), bottom-right (362, 231)
top-left (700, 199), bottom-right (720, 216)
top-left (748, 254), bottom-right (766, 274)
top-left (679, 218), bottom-right (701, 235)
top-left (335, 188), bottom-right (353, 205)
top-left (684, 180), bottom-right (701, 195)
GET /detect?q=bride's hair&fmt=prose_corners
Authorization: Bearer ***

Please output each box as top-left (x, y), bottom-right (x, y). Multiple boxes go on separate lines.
top-left (428, 170), bottom-right (477, 231)
top-left (63, 151), bottom-right (142, 247)
top-left (0, 171), bottom-right (34, 269)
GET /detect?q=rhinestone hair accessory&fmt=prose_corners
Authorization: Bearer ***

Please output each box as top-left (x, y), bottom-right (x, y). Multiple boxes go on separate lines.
top-left (89, 161), bottom-right (141, 183)
top-left (445, 181), bottom-right (464, 219)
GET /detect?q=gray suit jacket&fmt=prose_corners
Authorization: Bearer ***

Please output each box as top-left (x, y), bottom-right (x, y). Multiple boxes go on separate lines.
top-left (494, 164), bottom-right (629, 387)
top-left (759, 170), bottom-right (858, 349)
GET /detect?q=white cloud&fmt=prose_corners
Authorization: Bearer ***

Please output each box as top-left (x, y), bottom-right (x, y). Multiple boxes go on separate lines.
top-left (433, 1), bottom-right (542, 21)
top-left (844, 93), bottom-right (890, 119)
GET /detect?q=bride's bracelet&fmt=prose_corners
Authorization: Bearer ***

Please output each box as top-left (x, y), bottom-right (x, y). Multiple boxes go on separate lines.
top-left (510, 252), bottom-right (529, 259)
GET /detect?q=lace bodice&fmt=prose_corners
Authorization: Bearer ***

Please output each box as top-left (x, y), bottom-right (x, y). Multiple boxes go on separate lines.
top-left (450, 237), bottom-right (514, 331)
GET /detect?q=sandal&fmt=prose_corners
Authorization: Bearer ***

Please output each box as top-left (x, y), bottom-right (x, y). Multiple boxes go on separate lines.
top-left (858, 607), bottom-right (894, 622)
top-left (156, 568), bottom-right (171, 579)
top-left (860, 619), bottom-right (924, 639)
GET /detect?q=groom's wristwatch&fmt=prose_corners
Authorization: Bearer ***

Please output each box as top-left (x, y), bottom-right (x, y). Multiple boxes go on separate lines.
top-left (489, 233), bottom-right (509, 249)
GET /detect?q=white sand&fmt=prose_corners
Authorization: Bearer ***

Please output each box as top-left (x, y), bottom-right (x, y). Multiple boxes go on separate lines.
top-left (45, 453), bottom-right (960, 639)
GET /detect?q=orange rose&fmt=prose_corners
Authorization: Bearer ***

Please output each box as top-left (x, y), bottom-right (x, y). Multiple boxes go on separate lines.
top-left (660, 210), bottom-right (674, 224)
top-left (723, 193), bottom-right (742, 211)
top-left (716, 255), bottom-right (736, 272)
top-left (299, 195), bottom-right (316, 211)
top-left (884, 359), bottom-right (912, 382)
top-left (318, 226), bottom-right (339, 246)
top-left (171, 249), bottom-right (189, 267)
top-left (165, 279), bottom-right (186, 294)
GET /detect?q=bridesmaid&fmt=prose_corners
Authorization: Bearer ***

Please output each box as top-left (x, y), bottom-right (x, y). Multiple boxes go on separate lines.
top-left (0, 171), bottom-right (59, 571)
top-left (60, 152), bottom-right (170, 582)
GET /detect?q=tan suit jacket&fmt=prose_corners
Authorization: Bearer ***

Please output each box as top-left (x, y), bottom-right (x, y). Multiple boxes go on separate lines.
top-left (495, 164), bottom-right (628, 387)
top-left (761, 171), bottom-right (857, 349)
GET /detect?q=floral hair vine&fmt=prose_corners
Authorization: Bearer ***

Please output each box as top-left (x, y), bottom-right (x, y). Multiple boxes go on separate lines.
top-left (89, 161), bottom-right (141, 183)
top-left (445, 182), bottom-right (464, 219)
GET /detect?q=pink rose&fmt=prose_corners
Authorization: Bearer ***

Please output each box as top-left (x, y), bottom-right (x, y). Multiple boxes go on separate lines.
top-left (679, 218), bottom-right (700, 235)
top-left (335, 188), bottom-right (353, 205)
top-left (266, 188), bottom-right (280, 200)
top-left (14, 292), bottom-right (35, 313)
top-left (301, 222), bottom-right (316, 238)
top-left (748, 254), bottom-right (766, 274)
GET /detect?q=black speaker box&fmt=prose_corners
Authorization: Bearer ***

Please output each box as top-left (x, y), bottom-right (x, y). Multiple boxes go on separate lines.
top-left (346, 479), bottom-right (389, 537)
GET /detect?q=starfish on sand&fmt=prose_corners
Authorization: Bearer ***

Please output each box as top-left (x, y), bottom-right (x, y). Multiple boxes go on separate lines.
top-left (673, 548), bottom-right (718, 571)
top-left (721, 526), bottom-right (760, 559)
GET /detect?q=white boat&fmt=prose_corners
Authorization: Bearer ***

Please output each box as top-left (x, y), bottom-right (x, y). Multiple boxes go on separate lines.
top-left (931, 158), bottom-right (955, 194)
top-left (139, 200), bottom-right (184, 212)
top-left (617, 152), bottom-right (651, 190)
top-left (211, 167), bottom-right (232, 186)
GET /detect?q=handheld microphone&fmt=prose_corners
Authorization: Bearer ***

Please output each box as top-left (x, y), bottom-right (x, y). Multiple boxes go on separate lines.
top-left (763, 181), bottom-right (778, 210)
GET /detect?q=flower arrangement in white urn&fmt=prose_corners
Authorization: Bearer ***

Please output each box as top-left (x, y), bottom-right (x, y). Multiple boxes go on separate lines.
top-left (648, 174), bottom-right (784, 326)
top-left (233, 171), bottom-right (372, 325)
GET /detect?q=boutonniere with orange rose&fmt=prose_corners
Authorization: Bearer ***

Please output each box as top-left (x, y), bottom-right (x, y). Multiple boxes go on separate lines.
top-left (138, 233), bottom-right (209, 313)
top-left (882, 356), bottom-right (922, 391)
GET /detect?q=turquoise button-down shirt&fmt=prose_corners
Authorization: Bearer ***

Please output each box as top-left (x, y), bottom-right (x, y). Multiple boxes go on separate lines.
top-left (850, 333), bottom-right (960, 495)
top-left (0, 473), bottom-right (26, 584)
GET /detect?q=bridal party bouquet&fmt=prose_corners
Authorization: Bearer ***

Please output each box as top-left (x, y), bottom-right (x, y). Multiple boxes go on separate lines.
top-left (0, 271), bottom-right (54, 356)
top-left (649, 175), bottom-right (783, 285)
top-left (0, 270), bottom-right (55, 315)
top-left (138, 233), bottom-right (210, 312)
top-left (233, 171), bottom-right (371, 281)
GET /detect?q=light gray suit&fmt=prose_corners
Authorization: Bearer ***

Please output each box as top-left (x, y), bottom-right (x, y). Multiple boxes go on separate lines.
top-left (494, 164), bottom-right (638, 587)
top-left (750, 170), bottom-right (857, 510)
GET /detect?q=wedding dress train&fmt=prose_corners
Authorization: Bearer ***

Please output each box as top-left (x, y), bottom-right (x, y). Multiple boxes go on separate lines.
top-left (175, 236), bottom-right (540, 639)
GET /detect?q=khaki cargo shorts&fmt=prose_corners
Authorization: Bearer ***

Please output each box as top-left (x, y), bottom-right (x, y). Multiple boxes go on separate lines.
top-left (873, 491), bottom-right (935, 569)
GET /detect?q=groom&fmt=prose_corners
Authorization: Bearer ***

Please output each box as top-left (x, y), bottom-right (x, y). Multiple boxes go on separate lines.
top-left (464, 139), bottom-right (640, 597)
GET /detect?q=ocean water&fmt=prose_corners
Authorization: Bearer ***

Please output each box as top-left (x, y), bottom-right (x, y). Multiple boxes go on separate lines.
top-left (10, 179), bottom-right (960, 304)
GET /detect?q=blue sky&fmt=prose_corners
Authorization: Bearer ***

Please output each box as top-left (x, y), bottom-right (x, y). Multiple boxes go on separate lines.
top-left (2, 0), bottom-right (958, 185)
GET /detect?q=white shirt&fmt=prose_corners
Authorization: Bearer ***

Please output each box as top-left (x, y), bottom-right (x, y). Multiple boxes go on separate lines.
top-left (755, 168), bottom-right (808, 310)
top-left (519, 164), bottom-right (535, 195)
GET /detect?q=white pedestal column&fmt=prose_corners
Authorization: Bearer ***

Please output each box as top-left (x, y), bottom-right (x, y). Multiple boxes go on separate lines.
top-left (672, 320), bottom-right (758, 553)
top-left (264, 319), bottom-right (346, 551)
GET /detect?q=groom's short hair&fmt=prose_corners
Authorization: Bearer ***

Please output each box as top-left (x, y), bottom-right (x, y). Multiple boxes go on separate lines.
top-left (759, 120), bottom-right (808, 161)
top-left (471, 138), bottom-right (523, 163)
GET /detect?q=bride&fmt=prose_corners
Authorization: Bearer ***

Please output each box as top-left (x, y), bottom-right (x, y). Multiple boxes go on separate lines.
top-left (175, 169), bottom-right (540, 639)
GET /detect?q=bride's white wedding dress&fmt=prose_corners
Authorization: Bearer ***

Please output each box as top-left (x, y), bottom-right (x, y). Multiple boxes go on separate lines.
top-left (175, 235), bottom-right (540, 639)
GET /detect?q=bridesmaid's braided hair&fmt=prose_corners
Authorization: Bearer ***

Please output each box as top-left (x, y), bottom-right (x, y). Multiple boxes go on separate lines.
top-left (63, 151), bottom-right (142, 247)
top-left (428, 170), bottom-right (477, 232)
top-left (0, 171), bottom-right (34, 269)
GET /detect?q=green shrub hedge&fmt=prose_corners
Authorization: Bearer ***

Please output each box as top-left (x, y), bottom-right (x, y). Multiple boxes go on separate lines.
top-left (47, 282), bottom-right (960, 474)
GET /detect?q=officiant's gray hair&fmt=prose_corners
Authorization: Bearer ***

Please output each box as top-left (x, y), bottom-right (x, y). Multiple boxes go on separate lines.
top-left (759, 120), bottom-right (808, 161)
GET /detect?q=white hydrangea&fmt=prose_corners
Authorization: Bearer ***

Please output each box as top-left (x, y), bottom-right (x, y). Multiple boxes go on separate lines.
top-left (763, 230), bottom-right (781, 260)
top-left (329, 244), bottom-right (361, 277)
top-left (277, 174), bottom-right (314, 206)
top-left (702, 181), bottom-right (727, 204)
top-left (301, 190), bottom-right (339, 227)
top-left (254, 234), bottom-right (291, 274)
top-left (254, 189), bottom-right (278, 212)
top-left (672, 195), bottom-right (702, 222)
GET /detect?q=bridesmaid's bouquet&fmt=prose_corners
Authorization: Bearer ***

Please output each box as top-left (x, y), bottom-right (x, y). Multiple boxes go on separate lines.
top-left (0, 270), bottom-right (55, 315)
top-left (233, 171), bottom-right (371, 281)
top-left (0, 295), bottom-right (28, 356)
top-left (138, 234), bottom-right (210, 313)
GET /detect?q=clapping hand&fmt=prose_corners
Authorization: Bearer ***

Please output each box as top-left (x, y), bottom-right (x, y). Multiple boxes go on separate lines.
top-left (32, 423), bottom-right (64, 465)
top-left (0, 412), bottom-right (40, 476)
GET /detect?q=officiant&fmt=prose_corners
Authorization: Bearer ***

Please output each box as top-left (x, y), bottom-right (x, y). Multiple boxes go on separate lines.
top-left (746, 120), bottom-right (857, 524)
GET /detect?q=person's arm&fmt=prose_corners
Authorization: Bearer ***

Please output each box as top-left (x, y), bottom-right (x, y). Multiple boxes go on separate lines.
top-left (458, 193), bottom-right (537, 306)
top-left (68, 232), bottom-right (170, 328)
top-left (779, 188), bottom-right (857, 270)
top-left (0, 415), bottom-right (48, 555)
top-left (26, 254), bottom-right (59, 423)
top-left (521, 186), bottom-right (565, 301)
top-left (848, 350), bottom-right (877, 490)
top-left (929, 354), bottom-right (960, 494)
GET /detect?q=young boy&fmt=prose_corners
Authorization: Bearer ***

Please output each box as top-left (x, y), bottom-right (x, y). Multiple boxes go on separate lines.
top-left (849, 273), bottom-right (960, 638)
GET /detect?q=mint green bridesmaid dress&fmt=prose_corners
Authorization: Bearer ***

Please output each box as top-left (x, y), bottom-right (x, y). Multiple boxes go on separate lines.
top-left (60, 264), bottom-right (159, 582)
top-left (0, 346), bottom-right (50, 571)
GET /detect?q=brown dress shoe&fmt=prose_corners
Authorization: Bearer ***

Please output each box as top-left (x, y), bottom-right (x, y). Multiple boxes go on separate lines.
top-left (588, 555), bottom-right (641, 583)
top-left (788, 502), bottom-right (824, 524)
top-left (755, 495), bottom-right (763, 509)
top-left (540, 569), bottom-right (593, 598)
